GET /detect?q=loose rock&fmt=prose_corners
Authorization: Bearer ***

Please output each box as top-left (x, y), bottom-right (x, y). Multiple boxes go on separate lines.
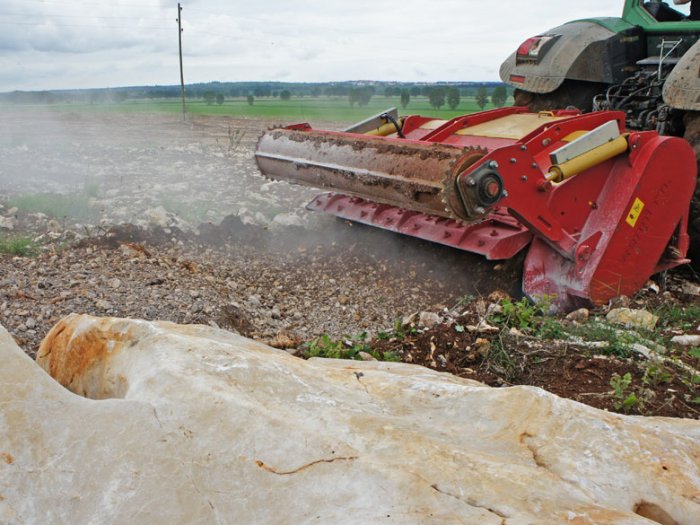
top-left (606, 308), bottom-right (658, 330)
top-left (0, 216), bottom-right (16, 230)
top-left (670, 334), bottom-right (700, 347)
top-left (418, 311), bottom-right (440, 328)
top-left (566, 308), bottom-right (590, 323)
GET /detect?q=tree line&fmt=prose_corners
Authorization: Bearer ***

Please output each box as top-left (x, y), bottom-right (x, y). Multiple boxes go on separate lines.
top-left (190, 84), bottom-right (511, 110)
top-left (0, 81), bottom-right (512, 108)
top-left (393, 85), bottom-right (509, 110)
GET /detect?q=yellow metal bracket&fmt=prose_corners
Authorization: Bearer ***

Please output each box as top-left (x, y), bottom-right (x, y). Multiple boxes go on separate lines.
top-left (547, 134), bottom-right (629, 183)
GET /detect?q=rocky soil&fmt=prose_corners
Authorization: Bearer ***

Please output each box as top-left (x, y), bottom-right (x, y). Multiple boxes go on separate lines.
top-left (1, 110), bottom-right (698, 419)
top-left (0, 220), bottom-right (516, 355)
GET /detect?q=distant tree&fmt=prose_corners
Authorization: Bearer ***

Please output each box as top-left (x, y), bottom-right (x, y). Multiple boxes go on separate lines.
top-left (476, 86), bottom-right (489, 109)
top-left (349, 87), bottom-right (373, 107)
top-left (280, 90), bottom-right (291, 101)
top-left (247, 95), bottom-right (255, 106)
top-left (421, 86), bottom-right (432, 97)
top-left (410, 86), bottom-right (421, 97)
top-left (491, 85), bottom-right (508, 107)
top-left (359, 87), bottom-right (373, 106)
top-left (229, 88), bottom-right (241, 97)
top-left (400, 89), bottom-right (410, 109)
top-left (385, 86), bottom-right (400, 97)
top-left (428, 87), bottom-right (446, 109)
top-left (446, 87), bottom-right (460, 110)
top-left (272, 91), bottom-right (278, 97)
top-left (216, 93), bottom-right (224, 105)
top-left (311, 87), bottom-right (322, 97)
top-left (203, 91), bottom-right (216, 105)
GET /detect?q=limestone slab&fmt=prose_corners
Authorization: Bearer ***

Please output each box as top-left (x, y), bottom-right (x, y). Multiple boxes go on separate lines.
top-left (0, 314), bottom-right (698, 524)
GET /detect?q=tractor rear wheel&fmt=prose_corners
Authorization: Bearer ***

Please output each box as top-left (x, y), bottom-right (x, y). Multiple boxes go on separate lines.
top-left (513, 80), bottom-right (606, 113)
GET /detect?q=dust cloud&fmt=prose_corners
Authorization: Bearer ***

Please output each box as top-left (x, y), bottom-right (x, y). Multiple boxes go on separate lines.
top-left (0, 108), bottom-right (511, 298)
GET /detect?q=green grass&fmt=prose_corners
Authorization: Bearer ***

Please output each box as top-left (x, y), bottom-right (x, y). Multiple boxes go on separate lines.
top-left (654, 303), bottom-right (700, 331)
top-left (486, 297), bottom-right (669, 358)
top-left (0, 95), bottom-right (510, 123)
top-left (0, 235), bottom-right (38, 257)
top-left (565, 320), bottom-right (663, 358)
top-left (301, 333), bottom-right (400, 362)
top-left (8, 191), bottom-right (97, 222)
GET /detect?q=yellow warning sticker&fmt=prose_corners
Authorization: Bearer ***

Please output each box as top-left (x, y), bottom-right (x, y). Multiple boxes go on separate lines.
top-left (626, 197), bottom-right (645, 227)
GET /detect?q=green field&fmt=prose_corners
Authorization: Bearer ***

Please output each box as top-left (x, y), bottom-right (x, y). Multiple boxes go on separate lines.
top-left (1, 95), bottom-right (512, 123)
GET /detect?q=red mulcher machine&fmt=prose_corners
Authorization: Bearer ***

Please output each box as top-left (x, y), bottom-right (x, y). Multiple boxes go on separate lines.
top-left (255, 107), bottom-right (696, 311)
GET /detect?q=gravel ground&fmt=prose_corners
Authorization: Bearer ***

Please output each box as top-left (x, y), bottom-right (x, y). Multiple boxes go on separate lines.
top-left (0, 219), bottom-right (517, 358)
top-left (1, 109), bottom-right (698, 419)
top-left (0, 110), bottom-right (327, 230)
top-left (0, 110), bottom-right (514, 356)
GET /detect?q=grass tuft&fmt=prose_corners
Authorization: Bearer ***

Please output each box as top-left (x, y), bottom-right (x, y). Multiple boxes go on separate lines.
top-left (0, 235), bottom-right (39, 257)
top-left (301, 333), bottom-right (400, 362)
top-left (8, 191), bottom-right (97, 221)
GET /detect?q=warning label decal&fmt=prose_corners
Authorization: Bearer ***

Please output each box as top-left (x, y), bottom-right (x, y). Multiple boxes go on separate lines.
top-left (626, 197), bottom-right (645, 228)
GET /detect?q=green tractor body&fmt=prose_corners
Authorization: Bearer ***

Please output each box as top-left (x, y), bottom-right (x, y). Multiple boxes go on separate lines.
top-left (501, 0), bottom-right (700, 114)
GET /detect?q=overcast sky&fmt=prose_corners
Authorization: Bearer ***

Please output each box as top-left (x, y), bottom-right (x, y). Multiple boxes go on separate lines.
top-left (0, 0), bottom-right (633, 92)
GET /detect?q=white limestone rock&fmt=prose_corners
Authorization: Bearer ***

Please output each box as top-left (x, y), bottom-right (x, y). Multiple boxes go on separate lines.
top-left (0, 216), bottom-right (16, 230)
top-left (144, 206), bottom-right (189, 230)
top-left (606, 308), bottom-right (659, 330)
top-left (418, 311), bottom-right (441, 328)
top-left (671, 334), bottom-right (700, 347)
top-left (270, 212), bottom-right (304, 229)
top-left (1, 315), bottom-right (699, 524)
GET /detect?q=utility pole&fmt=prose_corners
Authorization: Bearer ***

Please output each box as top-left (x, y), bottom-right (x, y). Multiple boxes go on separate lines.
top-left (177, 2), bottom-right (186, 121)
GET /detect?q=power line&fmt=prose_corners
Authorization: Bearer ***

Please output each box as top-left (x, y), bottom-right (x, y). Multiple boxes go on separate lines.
top-left (0, 21), bottom-right (172, 30)
top-left (14, 0), bottom-right (168, 9)
top-left (0, 11), bottom-right (171, 21)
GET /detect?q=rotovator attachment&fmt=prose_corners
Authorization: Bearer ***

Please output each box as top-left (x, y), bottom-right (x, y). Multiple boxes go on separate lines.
top-left (255, 106), bottom-right (697, 311)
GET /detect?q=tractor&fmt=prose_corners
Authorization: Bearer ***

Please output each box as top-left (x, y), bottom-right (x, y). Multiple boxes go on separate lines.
top-left (501, 0), bottom-right (700, 257)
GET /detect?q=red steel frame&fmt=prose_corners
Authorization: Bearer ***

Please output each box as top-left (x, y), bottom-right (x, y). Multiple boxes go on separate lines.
top-left (283, 108), bottom-right (697, 310)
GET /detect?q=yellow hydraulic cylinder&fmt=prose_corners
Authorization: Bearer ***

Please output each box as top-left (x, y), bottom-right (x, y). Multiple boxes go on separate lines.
top-left (546, 135), bottom-right (629, 183)
top-left (365, 119), bottom-right (404, 137)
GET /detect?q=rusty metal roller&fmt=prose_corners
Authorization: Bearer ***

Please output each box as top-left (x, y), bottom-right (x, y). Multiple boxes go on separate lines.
top-left (255, 128), bottom-right (479, 221)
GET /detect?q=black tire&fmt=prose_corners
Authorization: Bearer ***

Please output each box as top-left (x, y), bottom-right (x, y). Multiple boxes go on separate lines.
top-left (513, 80), bottom-right (607, 113)
top-left (683, 111), bottom-right (700, 268)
